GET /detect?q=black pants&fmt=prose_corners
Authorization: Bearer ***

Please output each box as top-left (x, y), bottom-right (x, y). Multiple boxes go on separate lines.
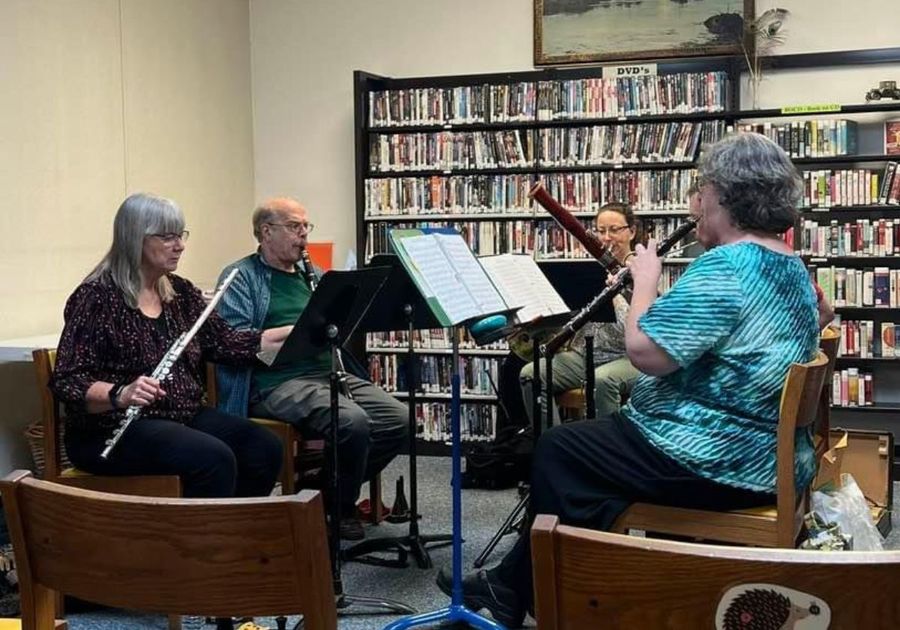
top-left (495, 413), bottom-right (775, 609)
top-left (65, 407), bottom-right (282, 498)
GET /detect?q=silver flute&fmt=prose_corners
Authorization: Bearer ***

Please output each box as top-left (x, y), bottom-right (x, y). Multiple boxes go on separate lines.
top-left (299, 249), bottom-right (354, 400)
top-left (100, 268), bottom-right (240, 459)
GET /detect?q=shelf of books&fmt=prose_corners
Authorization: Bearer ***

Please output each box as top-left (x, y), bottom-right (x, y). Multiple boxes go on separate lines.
top-left (354, 59), bottom-right (900, 448)
top-left (354, 61), bottom-right (735, 450)
top-left (760, 100), bottom-right (900, 419)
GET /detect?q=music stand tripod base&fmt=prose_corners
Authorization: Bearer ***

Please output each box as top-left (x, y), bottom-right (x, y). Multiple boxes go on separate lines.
top-left (382, 328), bottom-right (504, 630)
top-left (342, 267), bottom-right (454, 569)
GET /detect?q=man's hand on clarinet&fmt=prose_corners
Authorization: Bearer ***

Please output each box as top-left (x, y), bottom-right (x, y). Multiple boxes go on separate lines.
top-left (119, 376), bottom-right (166, 408)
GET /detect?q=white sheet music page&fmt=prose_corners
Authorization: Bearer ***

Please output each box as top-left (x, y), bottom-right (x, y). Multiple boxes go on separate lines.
top-left (401, 234), bottom-right (480, 324)
top-left (433, 233), bottom-right (507, 315)
top-left (479, 254), bottom-right (569, 324)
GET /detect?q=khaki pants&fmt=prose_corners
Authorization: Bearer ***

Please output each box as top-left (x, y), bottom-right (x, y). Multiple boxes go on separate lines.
top-left (520, 353), bottom-right (640, 425)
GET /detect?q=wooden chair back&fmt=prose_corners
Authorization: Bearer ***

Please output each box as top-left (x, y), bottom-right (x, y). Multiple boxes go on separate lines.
top-left (814, 325), bottom-right (840, 459)
top-left (31, 348), bottom-right (180, 497)
top-left (1, 471), bottom-right (337, 630)
top-left (614, 348), bottom-right (832, 548)
top-left (531, 514), bottom-right (900, 629)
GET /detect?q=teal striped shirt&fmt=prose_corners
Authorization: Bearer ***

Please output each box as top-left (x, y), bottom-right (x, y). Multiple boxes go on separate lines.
top-left (622, 242), bottom-right (819, 493)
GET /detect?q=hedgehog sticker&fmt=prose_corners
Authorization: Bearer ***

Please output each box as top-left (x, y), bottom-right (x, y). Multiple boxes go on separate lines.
top-left (715, 583), bottom-right (831, 630)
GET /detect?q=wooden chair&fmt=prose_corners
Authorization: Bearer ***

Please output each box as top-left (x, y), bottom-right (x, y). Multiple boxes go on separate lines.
top-left (531, 514), bottom-right (900, 629)
top-left (612, 348), bottom-right (832, 548)
top-left (31, 349), bottom-right (181, 498)
top-left (1, 470), bottom-right (337, 630)
top-left (556, 387), bottom-right (586, 421)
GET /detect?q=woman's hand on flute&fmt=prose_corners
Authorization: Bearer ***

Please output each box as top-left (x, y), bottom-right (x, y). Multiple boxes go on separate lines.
top-left (119, 376), bottom-right (166, 408)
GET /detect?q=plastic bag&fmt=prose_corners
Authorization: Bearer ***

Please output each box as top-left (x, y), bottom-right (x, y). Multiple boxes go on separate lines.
top-left (810, 473), bottom-right (884, 551)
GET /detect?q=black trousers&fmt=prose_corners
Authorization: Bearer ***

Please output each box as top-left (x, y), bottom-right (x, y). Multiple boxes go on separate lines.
top-left (495, 412), bottom-right (775, 609)
top-left (65, 407), bottom-right (282, 498)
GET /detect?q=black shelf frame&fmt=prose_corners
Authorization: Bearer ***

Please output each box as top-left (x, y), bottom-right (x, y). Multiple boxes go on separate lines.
top-left (353, 48), bottom-right (900, 450)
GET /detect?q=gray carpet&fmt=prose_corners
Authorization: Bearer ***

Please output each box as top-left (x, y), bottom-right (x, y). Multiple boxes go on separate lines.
top-left (62, 455), bottom-right (898, 629)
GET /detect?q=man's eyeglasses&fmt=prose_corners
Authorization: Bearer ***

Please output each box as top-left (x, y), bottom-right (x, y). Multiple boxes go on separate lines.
top-left (149, 230), bottom-right (190, 244)
top-left (267, 221), bottom-right (315, 235)
top-left (593, 225), bottom-right (631, 236)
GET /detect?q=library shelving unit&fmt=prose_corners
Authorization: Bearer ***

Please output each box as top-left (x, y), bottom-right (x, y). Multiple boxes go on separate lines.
top-left (353, 47), bottom-right (900, 462)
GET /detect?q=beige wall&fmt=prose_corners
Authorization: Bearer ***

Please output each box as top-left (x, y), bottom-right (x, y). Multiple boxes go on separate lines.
top-left (0, 0), bottom-right (255, 471)
top-left (249, 0), bottom-right (533, 267)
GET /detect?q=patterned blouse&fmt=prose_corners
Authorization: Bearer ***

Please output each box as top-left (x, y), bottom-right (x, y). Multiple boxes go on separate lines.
top-left (571, 294), bottom-right (629, 366)
top-left (622, 242), bottom-right (819, 493)
top-left (51, 274), bottom-right (261, 434)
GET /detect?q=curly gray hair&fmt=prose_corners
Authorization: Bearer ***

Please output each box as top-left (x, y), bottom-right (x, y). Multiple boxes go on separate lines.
top-left (696, 132), bottom-right (801, 233)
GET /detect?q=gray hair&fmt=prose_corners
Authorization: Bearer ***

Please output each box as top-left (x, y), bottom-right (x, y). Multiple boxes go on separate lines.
top-left (86, 193), bottom-right (185, 308)
top-left (696, 133), bottom-right (801, 233)
top-left (252, 203), bottom-right (279, 242)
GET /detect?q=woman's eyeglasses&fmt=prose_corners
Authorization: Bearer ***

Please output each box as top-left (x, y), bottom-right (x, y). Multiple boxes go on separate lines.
top-left (149, 230), bottom-right (190, 244)
top-left (593, 225), bottom-right (631, 236)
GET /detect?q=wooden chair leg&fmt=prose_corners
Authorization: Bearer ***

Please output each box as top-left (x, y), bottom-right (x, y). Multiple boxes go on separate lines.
top-left (168, 614), bottom-right (182, 630)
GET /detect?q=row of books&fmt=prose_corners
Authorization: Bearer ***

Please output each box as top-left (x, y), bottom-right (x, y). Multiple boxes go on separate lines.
top-left (800, 168), bottom-right (885, 209)
top-left (366, 330), bottom-right (508, 352)
top-left (367, 354), bottom-right (501, 396)
top-left (735, 120), bottom-right (858, 158)
top-left (367, 121), bottom-right (727, 172)
top-left (535, 72), bottom-right (730, 121)
top-left (363, 170), bottom-right (700, 217)
top-left (367, 72), bottom-right (731, 127)
top-left (833, 318), bottom-right (898, 358)
top-left (414, 402), bottom-right (498, 443)
top-left (879, 162), bottom-right (900, 205)
top-left (798, 219), bottom-right (900, 257)
top-left (365, 219), bottom-right (592, 261)
top-left (364, 218), bottom-right (697, 262)
top-left (813, 266), bottom-right (900, 307)
top-left (534, 121), bottom-right (727, 167)
top-left (832, 369), bottom-right (874, 408)
top-left (369, 130), bottom-right (532, 172)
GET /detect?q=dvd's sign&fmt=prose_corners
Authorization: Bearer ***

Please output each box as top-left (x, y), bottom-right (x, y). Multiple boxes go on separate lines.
top-left (601, 64), bottom-right (657, 78)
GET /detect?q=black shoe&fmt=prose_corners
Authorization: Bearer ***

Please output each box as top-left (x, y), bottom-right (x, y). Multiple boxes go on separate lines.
top-left (436, 567), bottom-right (526, 628)
top-left (339, 517), bottom-right (365, 541)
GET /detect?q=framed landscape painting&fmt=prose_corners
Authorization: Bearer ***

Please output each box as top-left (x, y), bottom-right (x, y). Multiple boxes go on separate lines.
top-left (534, 0), bottom-right (754, 66)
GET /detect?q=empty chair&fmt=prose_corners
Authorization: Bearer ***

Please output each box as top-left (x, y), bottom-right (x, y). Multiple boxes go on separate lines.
top-left (1, 471), bottom-right (336, 630)
top-left (531, 514), bottom-right (900, 629)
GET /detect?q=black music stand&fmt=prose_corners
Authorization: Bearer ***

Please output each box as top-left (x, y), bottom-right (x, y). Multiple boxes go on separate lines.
top-left (472, 263), bottom-right (610, 569)
top-left (342, 254), bottom-right (453, 569)
top-left (271, 267), bottom-right (415, 616)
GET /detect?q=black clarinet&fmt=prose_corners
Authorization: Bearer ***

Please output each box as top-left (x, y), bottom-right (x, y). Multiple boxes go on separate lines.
top-left (300, 249), bottom-right (354, 400)
top-left (543, 217), bottom-right (698, 356)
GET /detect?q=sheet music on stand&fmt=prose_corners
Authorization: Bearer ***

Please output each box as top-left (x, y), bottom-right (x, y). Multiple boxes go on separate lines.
top-left (479, 254), bottom-right (569, 325)
top-left (388, 228), bottom-right (512, 326)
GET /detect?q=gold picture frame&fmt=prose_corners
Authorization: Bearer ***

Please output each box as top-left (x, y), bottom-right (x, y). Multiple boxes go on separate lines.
top-left (534, 0), bottom-right (754, 66)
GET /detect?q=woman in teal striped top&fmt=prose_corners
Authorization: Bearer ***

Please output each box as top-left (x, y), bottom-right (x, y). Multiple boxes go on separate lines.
top-left (440, 133), bottom-right (820, 628)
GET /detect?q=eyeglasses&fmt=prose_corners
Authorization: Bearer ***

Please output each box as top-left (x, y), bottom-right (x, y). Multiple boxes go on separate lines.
top-left (149, 230), bottom-right (190, 244)
top-left (267, 221), bottom-right (315, 235)
top-left (593, 225), bottom-right (631, 236)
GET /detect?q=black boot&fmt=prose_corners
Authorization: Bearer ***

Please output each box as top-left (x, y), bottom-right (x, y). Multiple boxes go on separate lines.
top-left (436, 567), bottom-right (526, 628)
